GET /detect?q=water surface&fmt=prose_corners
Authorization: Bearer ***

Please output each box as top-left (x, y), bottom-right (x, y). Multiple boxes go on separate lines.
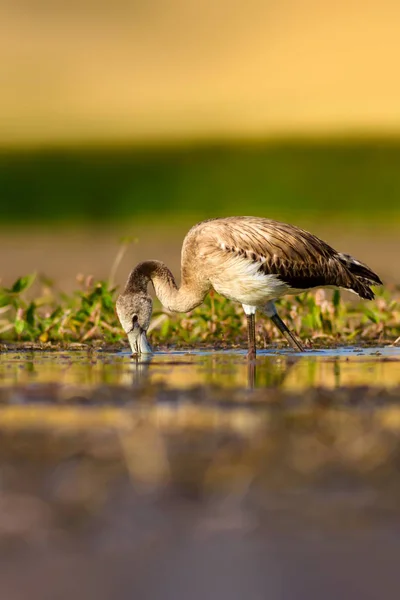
top-left (1, 346), bottom-right (400, 600)
top-left (1, 345), bottom-right (399, 390)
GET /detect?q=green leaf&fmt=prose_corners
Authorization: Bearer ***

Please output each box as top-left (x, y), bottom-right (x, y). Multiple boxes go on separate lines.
top-left (50, 307), bottom-right (63, 320)
top-left (0, 292), bottom-right (11, 307)
top-left (15, 319), bottom-right (25, 335)
top-left (11, 273), bottom-right (36, 294)
top-left (160, 319), bottom-right (170, 337)
top-left (26, 302), bottom-right (36, 327)
top-left (333, 289), bottom-right (341, 308)
top-left (101, 291), bottom-right (115, 311)
top-left (332, 289), bottom-right (341, 316)
top-left (364, 309), bottom-right (379, 324)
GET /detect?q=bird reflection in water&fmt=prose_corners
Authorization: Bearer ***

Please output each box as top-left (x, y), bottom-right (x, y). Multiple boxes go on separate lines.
top-left (128, 351), bottom-right (298, 391)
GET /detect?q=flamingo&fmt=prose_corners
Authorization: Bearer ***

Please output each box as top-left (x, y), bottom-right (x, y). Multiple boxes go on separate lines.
top-left (116, 217), bottom-right (382, 357)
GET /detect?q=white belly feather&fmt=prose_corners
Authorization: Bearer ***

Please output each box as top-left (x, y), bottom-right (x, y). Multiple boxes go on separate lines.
top-left (210, 256), bottom-right (291, 306)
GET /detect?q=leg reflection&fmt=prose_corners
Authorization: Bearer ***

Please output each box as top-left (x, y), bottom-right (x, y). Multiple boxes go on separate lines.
top-left (247, 358), bottom-right (256, 389)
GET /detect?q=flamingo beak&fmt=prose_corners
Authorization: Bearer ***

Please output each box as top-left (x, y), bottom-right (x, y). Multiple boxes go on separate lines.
top-left (127, 323), bottom-right (153, 355)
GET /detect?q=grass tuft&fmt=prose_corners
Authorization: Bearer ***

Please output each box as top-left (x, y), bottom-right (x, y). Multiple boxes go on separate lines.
top-left (0, 272), bottom-right (398, 348)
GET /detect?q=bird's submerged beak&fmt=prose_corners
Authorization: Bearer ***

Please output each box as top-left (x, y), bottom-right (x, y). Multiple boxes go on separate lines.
top-left (127, 325), bottom-right (153, 355)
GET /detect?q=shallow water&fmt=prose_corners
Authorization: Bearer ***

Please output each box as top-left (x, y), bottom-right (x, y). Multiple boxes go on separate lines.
top-left (1, 346), bottom-right (400, 600)
top-left (1, 345), bottom-right (400, 390)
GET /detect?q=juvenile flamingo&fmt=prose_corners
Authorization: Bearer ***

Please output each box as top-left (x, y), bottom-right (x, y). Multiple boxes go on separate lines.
top-left (116, 217), bottom-right (382, 357)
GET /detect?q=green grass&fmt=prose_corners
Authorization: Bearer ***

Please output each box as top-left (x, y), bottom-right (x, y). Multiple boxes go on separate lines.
top-left (1, 270), bottom-right (399, 349)
top-left (2, 139), bottom-right (400, 225)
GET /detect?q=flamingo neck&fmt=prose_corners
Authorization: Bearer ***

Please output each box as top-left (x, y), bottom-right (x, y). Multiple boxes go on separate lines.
top-left (125, 260), bottom-right (208, 313)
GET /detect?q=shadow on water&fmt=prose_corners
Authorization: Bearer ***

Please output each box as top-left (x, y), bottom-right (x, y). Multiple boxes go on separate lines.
top-left (0, 346), bottom-right (400, 600)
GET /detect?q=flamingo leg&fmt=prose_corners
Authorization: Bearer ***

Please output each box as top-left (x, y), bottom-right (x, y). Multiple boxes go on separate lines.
top-left (246, 313), bottom-right (257, 359)
top-left (270, 312), bottom-right (305, 352)
top-left (262, 301), bottom-right (304, 352)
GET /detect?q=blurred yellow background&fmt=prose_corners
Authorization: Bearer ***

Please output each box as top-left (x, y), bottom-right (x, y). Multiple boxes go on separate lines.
top-left (1, 0), bottom-right (400, 290)
top-left (2, 0), bottom-right (400, 146)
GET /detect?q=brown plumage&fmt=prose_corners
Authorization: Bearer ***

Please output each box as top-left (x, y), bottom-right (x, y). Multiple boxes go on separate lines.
top-left (116, 216), bottom-right (382, 356)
